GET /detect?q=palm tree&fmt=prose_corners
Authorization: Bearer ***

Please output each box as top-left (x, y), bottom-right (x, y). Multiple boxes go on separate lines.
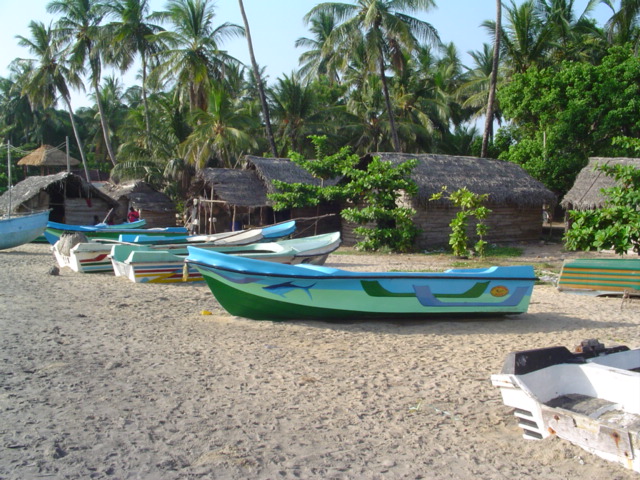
top-left (88, 76), bottom-right (129, 166)
top-left (0, 64), bottom-right (41, 145)
top-left (458, 44), bottom-right (501, 124)
top-left (104, 0), bottom-right (164, 149)
top-left (482, 0), bottom-right (501, 158)
top-left (180, 84), bottom-right (257, 168)
top-left (534, 0), bottom-right (609, 62)
top-left (16, 21), bottom-right (91, 181)
top-left (237, 0), bottom-right (278, 158)
top-left (296, 10), bottom-right (341, 84)
top-left (118, 91), bottom-right (191, 162)
top-left (269, 73), bottom-right (323, 155)
top-left (150, 0), bottom-right (244, 112)
top-left (306, 0), bottom-right (439, 152)
top-left (605, 0), bottom-right (640, 47)
top-left (47, 0), bottom-right (118, 166)
top-left (485, 0), bottom-right (551, 75)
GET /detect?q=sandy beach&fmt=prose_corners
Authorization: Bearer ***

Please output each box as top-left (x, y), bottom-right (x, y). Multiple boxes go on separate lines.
top-left (1, 242), bottom-right (638, 479)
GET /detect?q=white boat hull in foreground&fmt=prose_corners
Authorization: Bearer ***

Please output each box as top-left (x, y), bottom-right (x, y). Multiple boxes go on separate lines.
top-left (491, 339), bottom-right (640, 472)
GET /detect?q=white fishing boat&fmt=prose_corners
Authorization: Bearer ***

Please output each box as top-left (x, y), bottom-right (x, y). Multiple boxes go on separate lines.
top-left (491, 339), bottom-right (640, 472)
top-left (52, 221), bottom-right (297, 274)
top-left (110, 232), bottom-right (341, 283)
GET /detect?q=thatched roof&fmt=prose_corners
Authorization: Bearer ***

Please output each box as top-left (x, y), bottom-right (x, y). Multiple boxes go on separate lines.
top-left (0, 172), bottom-right (116, 214)
top-left (560, 157), bottom-right (640, 210)
top-left (243, 156), bottom-right (339, 195)
top-left (368, 153), bottom-right (556, 207)
top-left (100, 181), bottom-right (176, 212)
top-left (16, 145), bottom-right (80, 166)
top-left (198, 168), bottom-right (269, 207)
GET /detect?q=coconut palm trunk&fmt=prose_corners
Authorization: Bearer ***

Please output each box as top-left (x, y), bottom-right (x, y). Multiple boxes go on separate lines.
top-left (238, 0), bottom-right (278, 158)
top-left (378, 51), bottom-right (401, 152)
top-left (61, 94), bottom-right (91, 182)
top-left (92, 74), bottom-right (118, 166)
top-left (140, 52), bottom-right (153, 148)
top-left (482, 0), bottom-right (501, 158)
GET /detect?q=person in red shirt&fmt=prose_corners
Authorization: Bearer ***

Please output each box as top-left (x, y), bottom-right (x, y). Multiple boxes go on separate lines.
top-left (127, 207), bottom-right (140, 222)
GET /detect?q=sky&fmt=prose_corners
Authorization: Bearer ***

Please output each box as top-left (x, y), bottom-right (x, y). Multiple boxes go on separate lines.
top-left (0, 0), bottom-right (616, 109)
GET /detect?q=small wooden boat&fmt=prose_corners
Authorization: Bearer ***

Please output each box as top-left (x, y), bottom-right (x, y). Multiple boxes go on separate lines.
top-left (491, 339), bottom-right (640, 472)
top-left (185, 248), bottom-right (536, 320)
top-left (44, 220), bottom-right (188, 245)
top-left (110, 232), bottom-right (341, 283)
top-left (52, 221), bottom-right (297, 273)
top-left (557, 258), bottom-right (640, 296)
top-left (0, 210), bottom-right (50, 250)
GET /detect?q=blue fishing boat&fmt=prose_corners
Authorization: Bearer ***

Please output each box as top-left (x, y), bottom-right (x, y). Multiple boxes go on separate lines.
top-left (44, 220), bottom-right (188, 245)
top-left (118, 220), bottom-right (296, 246)
top-left (0, 210), bottom-right (50, 250)
top-left (185, 248), bottom-right (537, 321)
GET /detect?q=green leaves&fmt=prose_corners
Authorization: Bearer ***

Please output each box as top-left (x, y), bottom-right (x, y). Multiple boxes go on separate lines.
top-left (564, 164), bottom-right (640, 255)
top-left (431, 187), bottom-right (492, 258)
top-left (498, 47), bottom-right (640, 195)
top-left (268, 136), bottom-right (420, 252)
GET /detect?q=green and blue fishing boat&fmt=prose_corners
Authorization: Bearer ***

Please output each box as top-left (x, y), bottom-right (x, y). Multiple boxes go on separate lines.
top-left (185, 247), bottom-right (537, 321)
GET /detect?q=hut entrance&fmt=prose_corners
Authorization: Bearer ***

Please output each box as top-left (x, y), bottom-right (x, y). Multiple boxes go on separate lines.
top-left (49, 187), bottom-right (66, 222)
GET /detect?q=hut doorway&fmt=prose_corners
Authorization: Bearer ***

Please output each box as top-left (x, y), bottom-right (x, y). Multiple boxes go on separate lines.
top-left (49, 188), bottom-right (66, 222)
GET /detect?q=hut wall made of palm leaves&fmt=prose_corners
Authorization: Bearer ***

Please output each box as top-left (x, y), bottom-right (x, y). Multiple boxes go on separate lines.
top-left (347, 153), bottom-right (557, 249)
top-left (560, 157), bottom-right (640, 219)
top-left (0, 172), bottom-right (118, 224)
top-left (100, 181), bottom-right (177, 227)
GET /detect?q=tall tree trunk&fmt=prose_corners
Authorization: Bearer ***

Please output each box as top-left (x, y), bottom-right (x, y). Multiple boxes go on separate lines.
top-left (482, 0), bottom-right (502, 158)
top-left (92, 76), bottom-right (118, 167)
top-left (238, 0), bottom-right (278, 158)
top-left (62, 94), bottom-right (91, 182)
top-left (141, 52), bottom-right (153, 151)
top-left (378, 53), bottom-right (401, 152)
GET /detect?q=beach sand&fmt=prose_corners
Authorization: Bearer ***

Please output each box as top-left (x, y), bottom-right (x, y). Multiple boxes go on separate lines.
top-left (1, 242), bottom-right (638, 479)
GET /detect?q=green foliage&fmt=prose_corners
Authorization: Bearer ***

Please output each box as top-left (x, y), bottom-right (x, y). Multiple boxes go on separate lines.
top-left (564, 164), bottom-right (640, 255)
top-left (269, 136), bottom-right (420, 253)
top-left (340, 157), bottom-right (420, 253)
top-left (430, 187), bottom-right (492, 257)
top-left (269, 135), bottom-right (359, 210)
top-left (498, 46), bottom-right (640, 195)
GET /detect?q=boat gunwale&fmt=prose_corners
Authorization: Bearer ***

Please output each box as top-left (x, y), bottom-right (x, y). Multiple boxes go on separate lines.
top-left (186, 258), bottom-right (537, 282)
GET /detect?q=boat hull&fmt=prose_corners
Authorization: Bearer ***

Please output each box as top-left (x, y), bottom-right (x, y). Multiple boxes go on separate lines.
top-left (53, 242), bottom-right (114, 273)
top-left (492, 341), bottom-right (640, 472)
top-left (111, 232), bottom-right (340, 284)
top-left (558, 258), bottom-right (640, 296)
top-left (186, 247), bottom-right (536, 321)
top-left (0, 211), bottom-right (50, 250)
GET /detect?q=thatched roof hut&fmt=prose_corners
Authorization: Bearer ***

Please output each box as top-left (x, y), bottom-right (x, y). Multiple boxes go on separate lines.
top-left (353, 153), bottom-right (557, 248)
top-left (100, 181), bottom-right (177, 227)
top-left (198, 168), bottom-right (268, 207)
top-left (189, 162), bottom-right (341, 235)
top-left (17, 145), bottom-right (80, 167)
top-left (244, 156), bottom-right (340, 194)
top-left (561, 157), bottom-right (640, 211)
top-left (369, 153), bottom-right (556, 207)
top-left (0, 172), bottom-right (117, 224)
